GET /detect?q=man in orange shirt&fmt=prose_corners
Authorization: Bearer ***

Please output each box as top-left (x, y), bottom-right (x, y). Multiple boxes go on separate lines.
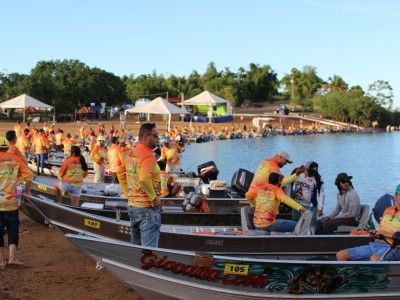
top-left (0, 137), bottom-right (33, 267)
top-left (90, 135), bottom-right (107, 183)
top-left (159, 140), bottom-right (185, 172)
top-left (121, 123), bottom-right (161, 247)
top-left (246, 150), bottom-right (305, 203)
top-left (14, 121), bottom-right (23, 138)
top-left (55, 129), bottom-right (64, 152)
top-left (32, 129), bottom-right (50, 175)
top-left (16, 129), bottom-right (30, 159)
top-left (337, 184), bottom-right (400, 261)
top-left (62, 133), bottom-right (74, 158)
top-left (6, 131), bottom-right (28, 165)
top-left (253, 172), bottom-right (308, 232)
top-left (107, 137), bottom-right (122, 183)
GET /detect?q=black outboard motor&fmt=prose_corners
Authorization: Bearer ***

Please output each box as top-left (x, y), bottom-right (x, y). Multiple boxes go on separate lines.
top-left (197, 161), bottom-right (219, 184)
top-left (231, 168), bottom-right (254, 196)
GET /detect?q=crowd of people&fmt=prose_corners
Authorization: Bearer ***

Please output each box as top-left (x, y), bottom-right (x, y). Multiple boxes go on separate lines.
top-left (1, 119), bottom-right (400, 269)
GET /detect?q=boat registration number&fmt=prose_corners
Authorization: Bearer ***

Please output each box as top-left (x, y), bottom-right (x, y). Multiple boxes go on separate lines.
top-left (224, 263), bottom-right (249, 275)
top-left (84, 218), bottom-right (100, 229)
top-left (37, 184), bottom-right (47, 191)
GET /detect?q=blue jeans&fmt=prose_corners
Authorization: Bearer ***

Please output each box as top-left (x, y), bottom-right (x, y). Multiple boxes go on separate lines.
top-left (127, 206), bottom-right (161, 247)
top-left (36, 153), bottom-right (44, 173)
top-left (0, 209), bottom-right (19, 247)
top-left (256, 219), bottom-right (297, 233)
top-left (347, 242), bottom-right (400, 261)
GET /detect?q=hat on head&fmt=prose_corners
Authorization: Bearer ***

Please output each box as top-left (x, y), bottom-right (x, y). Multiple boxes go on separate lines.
top-left (97, 135), bottom-right (106, 141)
top-left (306, 161), bottom-right (318, 175)
top-left (0, 137), bottom-right (9, 149)
top-left (396, 184), bottom-right (400, 194)
top-left (269, 172), bottom-right (282, 185)
top-left (276, 150), bottom-right (293, 164)
top-left (336, 172), bottom-right (353, 182)
top-left (119, 139), bottom-right (127, 146)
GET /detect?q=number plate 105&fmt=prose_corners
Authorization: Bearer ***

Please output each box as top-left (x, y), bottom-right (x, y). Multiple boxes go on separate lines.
top-left (224, 263), bottom-right (249, 275)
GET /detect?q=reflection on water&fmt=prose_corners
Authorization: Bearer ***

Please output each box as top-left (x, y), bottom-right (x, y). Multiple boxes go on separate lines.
top-left (181, 132), bottom-right (400, 213)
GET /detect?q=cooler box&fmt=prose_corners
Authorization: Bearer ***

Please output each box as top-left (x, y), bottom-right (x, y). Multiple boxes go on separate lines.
top-left (231, 168), bottom-right (254, 195)
top-left (197, 161), bottom-right (219, 184)
top-left (208, 180), bottom-right (227, 198)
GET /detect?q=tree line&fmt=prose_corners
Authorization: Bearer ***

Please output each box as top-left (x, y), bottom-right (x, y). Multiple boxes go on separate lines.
top-left (0, 59), bottom-right (398, 127)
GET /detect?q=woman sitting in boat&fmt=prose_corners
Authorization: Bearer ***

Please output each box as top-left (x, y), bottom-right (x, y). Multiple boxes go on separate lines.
top-left (253, 172), bottom-right (308, 233)
top-left (54, 145), bottom-right (89, 206)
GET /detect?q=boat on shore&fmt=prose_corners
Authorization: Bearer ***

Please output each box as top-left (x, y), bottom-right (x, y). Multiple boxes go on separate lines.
top-left (24, 193), bottom-right (372, 255)
top-left (67, 233), bottom-right (400, 299)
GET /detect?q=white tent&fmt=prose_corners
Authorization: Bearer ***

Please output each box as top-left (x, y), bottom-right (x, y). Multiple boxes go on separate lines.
top-left (125, 97), bottom-right (189, 131)
top-left (181, 90), bottom-right (228, 106)
top-left (0, 94), bottom-right (55, 122)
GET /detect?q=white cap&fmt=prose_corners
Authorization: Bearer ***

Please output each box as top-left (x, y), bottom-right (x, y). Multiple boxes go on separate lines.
top-left (276, 150), bottom-right (293, 164)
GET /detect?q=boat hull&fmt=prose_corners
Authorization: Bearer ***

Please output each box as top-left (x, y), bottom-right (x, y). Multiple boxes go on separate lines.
top-left (67, 234), bottom-right (400, 299)
top-left (24, 194), bottom-right (372, 255)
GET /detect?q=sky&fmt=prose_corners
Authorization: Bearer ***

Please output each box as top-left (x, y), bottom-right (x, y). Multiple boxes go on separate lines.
top-left (1, 0), bottom-right (400, 106)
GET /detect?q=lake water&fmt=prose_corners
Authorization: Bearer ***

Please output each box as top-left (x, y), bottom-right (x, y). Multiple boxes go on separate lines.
top-left (180, 132), bottom-right (400, 213)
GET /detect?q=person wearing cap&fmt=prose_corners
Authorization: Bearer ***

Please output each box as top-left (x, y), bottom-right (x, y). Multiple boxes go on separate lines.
top-left (159, 139), bottom-right (185, 173)
top-left (120, 123), bottom-right (161, 247)
top-left (337, 184), bottom-right (400, 261)
top-left (32, 128), bottom-right (50, 175)
top-left (107, 136), bottom-right (122, 183)
top-left (291, 161), bottom-right (325, 226)
top-left (253, 172), bottom-right (309, 233)
top-left (0, 136), bottom-right (33, 267)
top-left (90, 135), bottom-right (107, 183)
top-left (315, 172), bottom-right (361, 235)
top-left (245, 150), bottom-right (305, 205)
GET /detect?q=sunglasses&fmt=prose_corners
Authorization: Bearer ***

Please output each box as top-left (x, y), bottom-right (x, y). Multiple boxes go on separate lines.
top-left (340, 180), bottom-right (350, 184)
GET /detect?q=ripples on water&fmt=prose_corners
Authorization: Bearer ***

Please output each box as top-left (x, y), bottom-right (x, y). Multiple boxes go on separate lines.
top-left (181, 132), bottom-right (400, 213)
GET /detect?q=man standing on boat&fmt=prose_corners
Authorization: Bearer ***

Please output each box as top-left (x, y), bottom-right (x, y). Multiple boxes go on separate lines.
top-left (122, 123), bottom-right (161, 247)
top-left (253, 172), bottom-right (308, 232)
top-left (159, 139), bottom-right (185, 173)
top-left (315, 172), bottom-right (361, 235)
top-left (90, 135), bottom-right (107, 183)
top-left (246, 150), bottom-right (305, 204)
top-left (337, 184), bottom-right (400, 261)
top-left (0, 137), bottom-right (33, 268)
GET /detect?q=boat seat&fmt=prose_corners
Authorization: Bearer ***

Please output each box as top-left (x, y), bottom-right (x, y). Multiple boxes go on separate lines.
top-left (240, 206), bottom-right (313, 235)
top-left (336, 204), bottom-right (370, 233)
top-left (104, 198), bottom-right (128, 209)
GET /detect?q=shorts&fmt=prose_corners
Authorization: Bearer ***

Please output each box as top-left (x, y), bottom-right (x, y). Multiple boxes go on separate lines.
top-left (0, 210), bottom-right (19, 247)
top-left (347, 242), bottom-right (400, 261)
top-left (59, 181), bottom-right (82, 197)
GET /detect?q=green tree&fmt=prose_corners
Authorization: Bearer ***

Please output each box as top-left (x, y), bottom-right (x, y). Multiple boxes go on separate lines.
top-left (368, 80), bottom-right (393, 111)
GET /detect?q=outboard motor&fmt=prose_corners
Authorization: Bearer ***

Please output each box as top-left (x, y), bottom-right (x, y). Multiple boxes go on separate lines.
top-left (197, 161), bottom-right (219, 184)
top-left (231, 168), bottom-right (254, 196)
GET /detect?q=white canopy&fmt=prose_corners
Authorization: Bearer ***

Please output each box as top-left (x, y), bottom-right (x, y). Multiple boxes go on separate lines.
top-left (0, 94), bottom-right (55, 122)
top-left (181, 90), bottom-right (228, 106)
top-left (125, 97), bottom-right (189, 131)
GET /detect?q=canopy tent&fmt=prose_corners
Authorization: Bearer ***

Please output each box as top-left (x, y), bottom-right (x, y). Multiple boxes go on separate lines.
top-left (180, 91), bottom-right (230, 117)
top-left (125, 97), bottom-right (189, 131)
top-left (0, 94), bottom-right (55, 123)
top-left (75, 107), bottom-right (96, 122)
